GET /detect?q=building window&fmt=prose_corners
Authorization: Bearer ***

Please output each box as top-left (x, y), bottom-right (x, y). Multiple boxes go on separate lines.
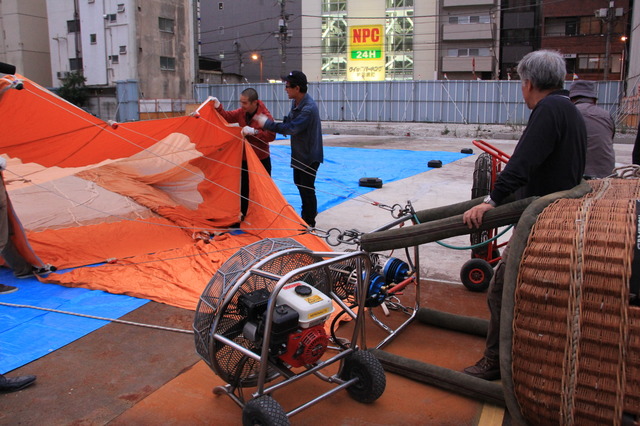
top-left (218, 2), bottom-right (223, 10)
top-left (320, 2), bottom-right (347, 81)
top-left (578, 54), bottom-right (605, 71)
top-left (117, 3), bottom-right (125, 12)
top-left (386, 0), bottom-right (413, 7)
top-left (109, 55), bottom-right (119, 64)
top-left (321, 57), bottom-right (347, 81)
top-left (69, 57), bottom-right (83, 71)
top-left (67, 19), bottom-right (80, 33)
top-left (386, 7), bottom-right (414, 80)
top-left (322, 0), bottom-right (346, 13)
top-left (160, 56), bottom-right (176, 70)
top-left (321, 16), bottom-right (347, 55)
top-left (447, 48), bottom-right (491, 57)
top-left (159, 17), bottom-right (174, 33)
top-left (449, 15), bottom-right (490, 25)
top-left (108, 14), bottom-right (117, 23)
top-left (119, 45), bottom-right (127, 54)
top-left (90, 34), bottom-right (97, 44)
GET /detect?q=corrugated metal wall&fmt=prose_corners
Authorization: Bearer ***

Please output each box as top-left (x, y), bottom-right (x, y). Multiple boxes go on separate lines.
top-left (193, 80), bottom-right (622, 125)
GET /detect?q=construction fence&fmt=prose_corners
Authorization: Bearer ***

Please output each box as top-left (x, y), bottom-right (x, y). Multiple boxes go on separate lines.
top-left (113, 79), bottom-right (634, 129)
top-left (194, 80), bottom-right (629, 128)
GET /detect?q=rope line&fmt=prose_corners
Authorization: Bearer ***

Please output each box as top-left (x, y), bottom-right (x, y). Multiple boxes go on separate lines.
top-left (0, 301), bottom-right (194, 334)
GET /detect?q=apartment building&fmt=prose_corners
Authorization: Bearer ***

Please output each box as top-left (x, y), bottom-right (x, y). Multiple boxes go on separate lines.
top-left (0, 0), bottom-right (52, 86)
top-left (46, 0), bottom-right (195, 99)
top-left (439, 0), bottom-right (498, 80)
top-left (499, 0), bottom-right (539, 80)
top-left (540, 0), bottom-right (631, 81)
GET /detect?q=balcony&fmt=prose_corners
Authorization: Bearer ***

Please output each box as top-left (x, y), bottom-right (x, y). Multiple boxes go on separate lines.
top-left (443, 23), bottom-right (493, 41)
top-left (442, 56), bottom-right (493, 72)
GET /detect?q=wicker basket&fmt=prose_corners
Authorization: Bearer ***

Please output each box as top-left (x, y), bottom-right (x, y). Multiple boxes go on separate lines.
top-left (512, 179), bottom-right (640, 425)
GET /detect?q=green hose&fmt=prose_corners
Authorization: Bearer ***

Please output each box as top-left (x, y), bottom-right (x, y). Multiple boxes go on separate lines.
top-left (435, 224), bottom-right (513, 250)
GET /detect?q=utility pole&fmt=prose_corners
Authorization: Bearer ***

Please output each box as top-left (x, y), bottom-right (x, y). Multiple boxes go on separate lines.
top-left (596, 1), bottom-right (623, 80)
top-left (234, 41), bottom-right (243, 75)
top-left (275, 0), bottom-right (292, 76)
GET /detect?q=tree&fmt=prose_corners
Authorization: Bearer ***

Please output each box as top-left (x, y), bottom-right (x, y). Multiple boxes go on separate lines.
top-left (57, 72), bottom-right (89, 107)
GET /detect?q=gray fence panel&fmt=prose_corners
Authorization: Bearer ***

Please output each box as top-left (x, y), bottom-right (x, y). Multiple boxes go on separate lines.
top-left (193, 80), bottom-right (622, 125)
top-left (115, 79), bottom-right (140, 122)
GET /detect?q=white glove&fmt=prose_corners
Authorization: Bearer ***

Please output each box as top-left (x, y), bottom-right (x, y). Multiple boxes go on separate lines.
top-left (241, 126), bottom-right (257, 136)
top-left (254, 114), bottom-right (268, 128)
top-left (211, 97), bottom-right (220, 108)
top-left (0, 157), bottom-right (5, 171)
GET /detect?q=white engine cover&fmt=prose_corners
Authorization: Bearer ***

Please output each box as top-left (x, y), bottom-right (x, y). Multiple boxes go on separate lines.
top-left (276, 281), bottom-right (334, 328)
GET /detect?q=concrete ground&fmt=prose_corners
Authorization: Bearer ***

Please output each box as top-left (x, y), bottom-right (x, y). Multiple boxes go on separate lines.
top-left (316, 124), bottom-right (634, 285)
top-left (0, 124), bottom-right (635, 425)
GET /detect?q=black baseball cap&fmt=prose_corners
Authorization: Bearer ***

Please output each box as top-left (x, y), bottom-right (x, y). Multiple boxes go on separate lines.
top-left (282, 70), bottom-right (307, 88)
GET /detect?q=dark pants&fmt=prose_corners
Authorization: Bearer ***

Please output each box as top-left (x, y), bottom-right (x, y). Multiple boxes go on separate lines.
top-left (484, 242), bottom-right (510, 361)
top-left (0, 177), bottom-right (31, 276)
top-left (240, 157), bottom-right (271, 219)
top-left (293, 162), bottom-right (320, 227)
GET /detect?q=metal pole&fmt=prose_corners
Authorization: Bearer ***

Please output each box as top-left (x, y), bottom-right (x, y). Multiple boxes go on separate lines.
top-left (603, 1), bottom-right (614, 81)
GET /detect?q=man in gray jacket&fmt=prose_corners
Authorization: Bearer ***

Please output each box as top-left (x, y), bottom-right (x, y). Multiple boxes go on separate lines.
top-left (569, 80), bottom-right (615, 178)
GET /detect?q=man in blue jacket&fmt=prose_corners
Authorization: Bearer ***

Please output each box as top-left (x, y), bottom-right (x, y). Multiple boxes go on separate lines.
top-left (255, 71), bottom-right (323, 228)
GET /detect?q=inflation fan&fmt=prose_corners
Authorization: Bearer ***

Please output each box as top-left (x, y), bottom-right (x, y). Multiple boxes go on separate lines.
top-left (193, 238), bottom-right (389, 425)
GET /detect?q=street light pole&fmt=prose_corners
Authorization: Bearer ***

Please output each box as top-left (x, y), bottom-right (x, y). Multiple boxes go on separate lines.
top-left (251, 53), bottom-right (263, 82)
top-left (620, 36), bottom-right (627, 84)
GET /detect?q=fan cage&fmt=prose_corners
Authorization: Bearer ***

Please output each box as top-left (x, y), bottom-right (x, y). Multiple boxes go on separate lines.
top-left (193, 238), bottom-right (334, 388)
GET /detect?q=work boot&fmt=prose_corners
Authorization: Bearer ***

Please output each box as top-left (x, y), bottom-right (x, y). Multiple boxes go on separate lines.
top-left (0, 374), bottom-right (36, 392)
top-left (0, 284), bottom-right (18, 294)
top-left (463, 356), bottom-right (500, 381)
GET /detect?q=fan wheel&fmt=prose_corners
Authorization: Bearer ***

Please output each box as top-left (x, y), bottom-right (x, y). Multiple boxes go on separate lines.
top-left (242, 395), bottom-right (289, 426)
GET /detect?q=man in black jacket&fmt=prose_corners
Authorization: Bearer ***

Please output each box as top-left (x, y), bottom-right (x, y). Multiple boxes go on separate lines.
top-left (462, 50), bottom-right (587, 380)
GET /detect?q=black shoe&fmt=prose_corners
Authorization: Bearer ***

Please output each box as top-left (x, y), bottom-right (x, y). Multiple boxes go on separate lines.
top-left (463, 356), bottom-right (501, 381)
top-left (0, 374), bottom-right (36, 392)
top-left (0, 284), bottom-right (18, 294)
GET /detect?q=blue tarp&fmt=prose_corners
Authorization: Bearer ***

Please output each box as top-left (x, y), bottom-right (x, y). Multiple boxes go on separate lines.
top-left (0, 145), bottom-right (470, 373)
top-left (270, 145), bottom-right (469, 212)
top-left (0, 268), bottom-right (148, 373)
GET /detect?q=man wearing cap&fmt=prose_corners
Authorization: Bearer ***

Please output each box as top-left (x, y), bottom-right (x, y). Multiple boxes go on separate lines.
top-left (255, 71), bottom-right (323, 228)
top-left (569, 80), bottom-right (615, 178)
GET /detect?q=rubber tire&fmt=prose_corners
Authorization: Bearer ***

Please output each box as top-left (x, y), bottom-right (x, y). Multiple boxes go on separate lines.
top-left (470, 153), bottom-right (493, 259)
top-left (340, 350), bottom-right (386, 403)
top-left (460, 258), bottom-right (494, 292)
top-left (242, 395), bottom-right (289, 426)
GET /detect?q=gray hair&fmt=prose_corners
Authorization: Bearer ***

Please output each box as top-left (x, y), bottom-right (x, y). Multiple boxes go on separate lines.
top-left (517, 50), bottom-right (566, 91)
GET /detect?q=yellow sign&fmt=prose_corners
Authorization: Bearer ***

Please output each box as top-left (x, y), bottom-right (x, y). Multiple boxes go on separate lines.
top-left (347, 24), bottom-right (385, 81)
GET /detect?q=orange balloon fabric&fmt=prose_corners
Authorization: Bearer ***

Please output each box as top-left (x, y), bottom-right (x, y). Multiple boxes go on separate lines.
top-left (0, 75), bottom-right (330, 310)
